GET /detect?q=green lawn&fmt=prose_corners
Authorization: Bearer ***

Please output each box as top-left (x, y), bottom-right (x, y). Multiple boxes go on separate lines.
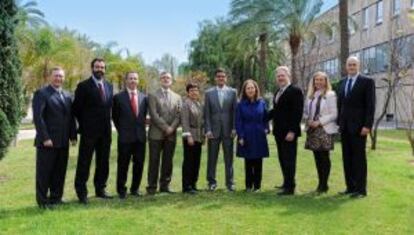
top-left (0, 131), bottom-right (413, 234)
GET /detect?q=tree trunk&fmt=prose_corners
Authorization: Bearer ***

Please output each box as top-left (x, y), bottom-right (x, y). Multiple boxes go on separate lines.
top-left (339, 0), bottom-right (349, 77)
top-left (370, 80), bottom-right (392, 150)
top-left (258, 32), bottom-right (268, 92)
top-left (289, 34), bottom-right (301, 85)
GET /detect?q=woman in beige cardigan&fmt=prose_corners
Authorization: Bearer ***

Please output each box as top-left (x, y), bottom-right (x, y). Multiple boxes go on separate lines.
top-left (303, 71), bottom-right (338, 194)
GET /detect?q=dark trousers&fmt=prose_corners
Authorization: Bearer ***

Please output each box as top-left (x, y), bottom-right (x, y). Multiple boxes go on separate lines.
top-left (147, 139), bottom-right (176, 192)
top-left (341, 130), bottom-right (367, 194)
top-left (244, 158), bottom-right (263, 190)
top-left (182, 139), bottom-right (202, 191)
top-left (313, 151), bottom-right (331, 190)
top-left (117, 140), bottom-right (146, 195)
top-left (275, 136), bottom-right (297, 191)
top-left (207, 137), bottom-right (234, 188)
top-left (74, 134), bottom-right (111, 198)
top-left (36, 147), bottom-right (69, 206)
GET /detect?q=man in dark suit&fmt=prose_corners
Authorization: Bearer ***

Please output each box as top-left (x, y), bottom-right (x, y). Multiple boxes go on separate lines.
top-left (269, 66), bottom-right (304, 196)
top-left (112, 72), bottom-right (148, 199)
top-left (32, 67), bottom-right (77, 209)
top-left (73, 58), bottom-right (114, 204)
top-left (204, 68), bottom-right (237, 192)
top-left (337, 56), bottom-right (375, 198)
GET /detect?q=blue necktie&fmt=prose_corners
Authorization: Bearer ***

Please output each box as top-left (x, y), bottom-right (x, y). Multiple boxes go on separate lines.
top-left (346, 78), bottom-right (353, 97)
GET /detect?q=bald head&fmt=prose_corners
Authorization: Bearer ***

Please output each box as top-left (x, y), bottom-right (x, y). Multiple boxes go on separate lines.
top-left (346, 56), bottom-right (360, 76)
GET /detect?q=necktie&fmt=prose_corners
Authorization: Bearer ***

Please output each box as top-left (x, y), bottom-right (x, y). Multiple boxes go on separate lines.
top-left (98, 83), bottom-right (106, 102)
top-left (275, 89), bottom-right (283, 104)
top-left (130, 92), bottom-right (138, 117)
top-left (57, 91), bottom-right (66, 110)
top-left (218, 89), bottom-right (224, 108)
top-left (345, 78), bottom-right (353, 97)
top-left (163, 90), bottom-right (169, 104)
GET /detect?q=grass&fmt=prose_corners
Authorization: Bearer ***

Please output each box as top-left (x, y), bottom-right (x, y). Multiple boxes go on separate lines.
top-left (0, 130), bottom-right (413, 234)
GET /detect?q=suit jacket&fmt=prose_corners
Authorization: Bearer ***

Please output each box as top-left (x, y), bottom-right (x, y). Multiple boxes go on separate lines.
top-left (303, 90), bottom-right (339, 134)
top-left (148, 88), bottom-right (181, 141)
top-left (337, 74), bottom-right (376, 134)
top-left (32, 85), bottom-right (77, 148)
top-left (72, 77), bottom-right (113, 138)
top-left (181, 98), bottom-right (204, 142)
top-left (112, 90), bottom-right (148, 143)
top-left (204, 86), bottom-right (237, 138)
top-left (269, 85), bottom-right (304, 138)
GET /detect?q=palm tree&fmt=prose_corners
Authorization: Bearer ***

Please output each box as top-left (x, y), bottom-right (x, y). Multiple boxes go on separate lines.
top-left (15, 0), bottom-right (47, 28)
top-left (230, 0), bottom-right (283, 91)
top-left (231, 0), bottom-right (323, 85)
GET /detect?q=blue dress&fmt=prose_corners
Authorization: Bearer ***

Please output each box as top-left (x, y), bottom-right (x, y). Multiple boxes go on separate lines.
top-left (236, 99), bottom-right (269, 159)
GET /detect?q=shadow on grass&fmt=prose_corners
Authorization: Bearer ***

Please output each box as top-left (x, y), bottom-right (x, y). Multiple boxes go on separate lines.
top-left (0, 189), bottom-right (355, 220)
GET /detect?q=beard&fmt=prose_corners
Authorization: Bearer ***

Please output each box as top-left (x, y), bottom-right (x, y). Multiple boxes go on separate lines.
top-left (93, 71), bottom-right (104, 80)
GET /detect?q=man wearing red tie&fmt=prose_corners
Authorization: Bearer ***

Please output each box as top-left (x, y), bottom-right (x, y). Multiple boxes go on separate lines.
top-left (112, 72), bottom-right (148, 199)
top-left (73, 58), bottom-right (114, 204)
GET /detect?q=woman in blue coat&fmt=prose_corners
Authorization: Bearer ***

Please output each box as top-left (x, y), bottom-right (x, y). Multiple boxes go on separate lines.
top-left (236, 79), bottom-right (269, 192)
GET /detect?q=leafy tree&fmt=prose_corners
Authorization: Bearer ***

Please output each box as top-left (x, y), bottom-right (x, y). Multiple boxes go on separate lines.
top-left (0, 0), bottom-right (24, 159)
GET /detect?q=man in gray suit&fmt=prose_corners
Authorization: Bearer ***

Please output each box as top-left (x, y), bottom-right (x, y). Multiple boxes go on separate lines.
top-left (204, 68), bottom-right (237, 191)
top-left (112, 71), bottom-right (148, 199)
top-left (32, 67), bottom-right (77, 208)
top-left (146, 72), bottom-right (181, 194)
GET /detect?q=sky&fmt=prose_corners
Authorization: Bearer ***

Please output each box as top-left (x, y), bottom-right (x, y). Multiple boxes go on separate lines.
top-left (37, 0), bottom-right (338, 65)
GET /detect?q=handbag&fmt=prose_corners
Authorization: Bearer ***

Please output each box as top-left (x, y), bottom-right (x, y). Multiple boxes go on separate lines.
top-left (304, 95), bottom-right (333, 151)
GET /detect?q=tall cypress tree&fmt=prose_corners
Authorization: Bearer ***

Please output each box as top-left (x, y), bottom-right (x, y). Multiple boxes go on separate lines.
top-left (0, 0), bottom-right (23, 160)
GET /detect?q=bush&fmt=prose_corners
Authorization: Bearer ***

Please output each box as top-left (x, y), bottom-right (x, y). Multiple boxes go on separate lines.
top-left (0, 0), bottom-right (23, 160)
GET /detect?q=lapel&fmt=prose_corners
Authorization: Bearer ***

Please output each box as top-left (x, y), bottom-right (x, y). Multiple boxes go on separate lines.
top-left (61, 91), bottom-right (71, 113)
top-left (103, 80), bottom-right (111, 101)
top-left (275, 85), bottom-right (290, 108)
top-left (47, 85), bottom-right (68, 114)
top-left (87, 77), bottom-right (103, 104)
top-left (345, 75), bottom-right (362, 99)
top-left (348, 75), bottom-right (362, 98)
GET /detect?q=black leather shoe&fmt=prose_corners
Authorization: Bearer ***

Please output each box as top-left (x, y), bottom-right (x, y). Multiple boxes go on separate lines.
top-left (338, 190), bottom-right (354, 196)
top-left (183, 189), bottom-right (197, 195)
top-left (119, 193), bottom-right (127, 199)
top-left (96, 191), bottom-right (113, 199)
top-left (274, 185), bottom-right (284, 189)
top-left (50, 199), bottom-right (66, 205)
top-left (130, 191), bottom-right (143, 197)
top-left (78, 197), bottom-right (89, 205)
top-left (160, 188), bottom-right (175, 194)
top-left (208, 184), bottom-right (217, 191)
top-left (350, 193), bottom-right (366, 199)
top-left (227, 186), bottom-right (236, 192)
top-left (277, 190), bottom-right (294, 196)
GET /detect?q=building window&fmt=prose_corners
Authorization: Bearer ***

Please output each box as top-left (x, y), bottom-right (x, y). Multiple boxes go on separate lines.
top-left (349, 16), bottom-right (356, 35)
top-left (363, 7), bottom-right (369, 29)
top-left (393, 0), bottom-right (401, 16)
top-left (376, 1), bottom-right (383, 24)
top-left (375, 43), bottom-right (389, 73)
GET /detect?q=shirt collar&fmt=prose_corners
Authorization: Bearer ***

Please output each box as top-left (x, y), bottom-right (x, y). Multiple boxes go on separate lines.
top-left (216, 85), bottom-right (228, 91)
top-left (161, 87), bottom-right (170, 93)
top-left (92, 75), bottom-right (104, 85)
top-left (348, 73), bottom-right (359, 80)
top-left (279, 83), bottom-right (290, 92)
top-left (127, 88), bottom-right (137, 94)
top-left (50, 85), bottom-right (62, 93)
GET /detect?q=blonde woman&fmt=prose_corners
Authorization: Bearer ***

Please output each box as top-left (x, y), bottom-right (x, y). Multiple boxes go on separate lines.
top-left (304, 71), bottom-right (338, 194)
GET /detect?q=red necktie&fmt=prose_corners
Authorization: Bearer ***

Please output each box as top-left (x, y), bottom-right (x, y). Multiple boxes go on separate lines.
top-left (98, 83), bottom-right (106, 102)
top-left (130, 92), bottom-right (138, 117)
